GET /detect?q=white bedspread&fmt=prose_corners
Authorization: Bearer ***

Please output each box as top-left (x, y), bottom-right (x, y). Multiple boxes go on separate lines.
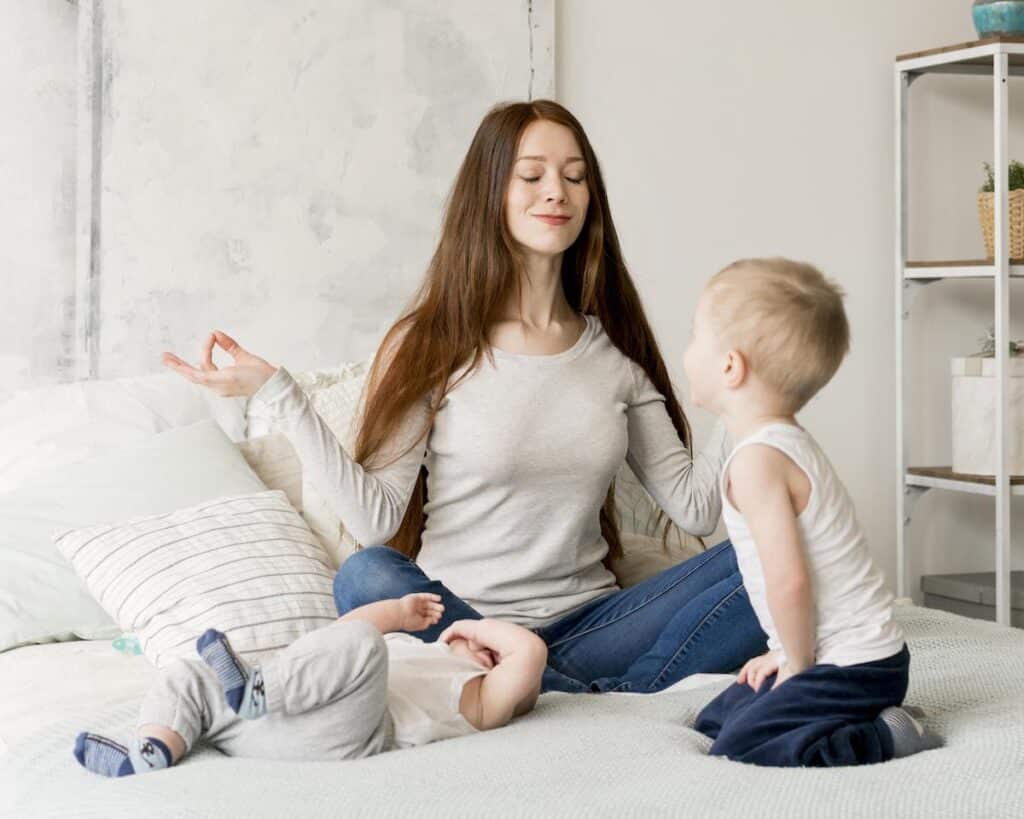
top-left (1, 605), bottom-right (1022, 818)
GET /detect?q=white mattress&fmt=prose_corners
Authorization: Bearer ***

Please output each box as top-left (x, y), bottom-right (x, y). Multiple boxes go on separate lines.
top-left (1, 605), bottom-right (1022, 818)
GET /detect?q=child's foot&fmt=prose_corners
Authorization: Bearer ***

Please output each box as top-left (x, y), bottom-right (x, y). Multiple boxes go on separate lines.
top-left (196, 628), bottom-right (267, 718)
top-left (879, 706), bottom-right (944, 758)
top-left (73, 733), bottom-right (171, 777)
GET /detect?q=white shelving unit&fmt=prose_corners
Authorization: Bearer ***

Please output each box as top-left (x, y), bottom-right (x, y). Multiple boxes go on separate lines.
top-left (895, 37), bottom-right (1024, 627)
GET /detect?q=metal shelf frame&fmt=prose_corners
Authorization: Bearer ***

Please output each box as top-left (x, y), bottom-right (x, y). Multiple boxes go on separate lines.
top-left (895, 39), bottom-right (1024, 626)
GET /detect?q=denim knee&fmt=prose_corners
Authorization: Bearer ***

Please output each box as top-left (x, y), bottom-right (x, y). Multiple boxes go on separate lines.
top-left (332, 546), bottom-right (411, 614)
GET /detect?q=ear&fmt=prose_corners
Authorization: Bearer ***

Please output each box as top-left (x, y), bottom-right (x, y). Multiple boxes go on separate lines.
top-left (722, 349), bottom-right (748, 390)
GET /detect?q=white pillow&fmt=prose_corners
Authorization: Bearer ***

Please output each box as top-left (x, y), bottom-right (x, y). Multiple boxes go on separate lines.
top-left (55, 490), bottom-right (337, 667)
top-left (237, 433), bottom-right (304, 514)
top-left (0, 420), bottom-right (267, 654)
top-left (0, 372), bottom-right (248, 493)
top-left (248, 362), bottom-right (369, 567)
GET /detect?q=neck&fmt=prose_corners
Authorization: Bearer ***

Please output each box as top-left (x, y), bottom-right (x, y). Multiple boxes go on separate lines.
top-left (505, 250), bottom-right (574, 327)
top-left (721, 405), bottom-right (799, 444)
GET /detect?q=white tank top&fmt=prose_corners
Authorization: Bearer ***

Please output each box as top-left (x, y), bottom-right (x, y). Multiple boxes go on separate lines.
top-left (721, 423), bottom-right (904, 667)
top-left (384, 633), bottom-right (489, 749)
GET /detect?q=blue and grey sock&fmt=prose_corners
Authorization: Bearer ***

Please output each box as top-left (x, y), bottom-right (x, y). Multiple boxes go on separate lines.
top-left (74, 733), bottom-right (172, 777)
top-left (196, 628), bottom-right (267, 719)
top-left (878, 706), bottom-right (944, 758)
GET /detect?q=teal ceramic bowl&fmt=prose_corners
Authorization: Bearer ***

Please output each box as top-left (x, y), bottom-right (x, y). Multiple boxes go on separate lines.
top-left (974, 0), bottom-right (1024, 36)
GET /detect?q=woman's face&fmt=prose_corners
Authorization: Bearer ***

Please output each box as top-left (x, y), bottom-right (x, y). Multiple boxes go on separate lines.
top-left (505, 120), bottom-right (590, 259)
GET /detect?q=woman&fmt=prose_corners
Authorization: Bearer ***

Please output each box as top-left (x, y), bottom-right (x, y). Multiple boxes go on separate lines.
top-left (163, 100), bottom-right (766, 693)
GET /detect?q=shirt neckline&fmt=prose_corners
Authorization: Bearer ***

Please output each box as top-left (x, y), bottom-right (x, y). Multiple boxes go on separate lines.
top-left (488, 314), bottom-right (595, 363)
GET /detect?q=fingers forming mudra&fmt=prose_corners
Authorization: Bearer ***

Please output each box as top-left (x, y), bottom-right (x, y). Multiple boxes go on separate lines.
top-left (161, 330), bottom-right (276, 398)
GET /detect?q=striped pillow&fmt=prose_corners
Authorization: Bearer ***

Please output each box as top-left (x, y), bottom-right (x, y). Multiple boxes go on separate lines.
top-left (54, 490), bottom-right (337, 667)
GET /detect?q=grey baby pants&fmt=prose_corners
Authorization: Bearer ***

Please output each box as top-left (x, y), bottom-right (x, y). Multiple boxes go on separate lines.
top-left (138, 620), bottom-right (393, 761)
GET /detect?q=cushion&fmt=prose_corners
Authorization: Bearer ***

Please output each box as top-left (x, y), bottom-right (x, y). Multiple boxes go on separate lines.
top-left (0, 371), bottom-right (247, 494)
top-left (248, 362), bottom-right (369, 567)
top-left (54, 489), bottom-right (337, 667)
top-left (0, 420), bottom-right (267, 654)
top-left (611, 532), bottom-right (702, 589)
top-left (237, 433), bottom-right (304, 514)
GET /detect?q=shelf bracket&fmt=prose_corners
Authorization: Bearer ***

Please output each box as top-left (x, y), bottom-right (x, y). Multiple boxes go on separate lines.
top-left (903, 485), bottom-right (929, 527)
top-left (901, 280), bottom-right (930, 318)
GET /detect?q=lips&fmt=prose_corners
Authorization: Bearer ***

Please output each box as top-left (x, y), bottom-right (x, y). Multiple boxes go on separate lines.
top-left (534, 214), bottom-right (571, 226)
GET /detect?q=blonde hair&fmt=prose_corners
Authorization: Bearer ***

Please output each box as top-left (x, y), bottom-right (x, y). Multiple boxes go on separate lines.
top-left (706, 257), bottom-right (849, 412)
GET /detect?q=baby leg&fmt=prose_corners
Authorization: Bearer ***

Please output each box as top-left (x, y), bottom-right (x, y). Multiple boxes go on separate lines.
top-left (209, 620), bottom-right (393, 761)
top-left (74, 658), bottom-right (220, 778)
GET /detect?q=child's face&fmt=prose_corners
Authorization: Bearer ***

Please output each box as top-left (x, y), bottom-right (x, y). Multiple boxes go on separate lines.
top-left (683, 292), bottom-right (727, 412)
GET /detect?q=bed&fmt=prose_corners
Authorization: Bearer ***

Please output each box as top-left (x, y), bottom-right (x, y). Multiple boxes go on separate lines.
top-left (1, 371), bottom-right (1021, 817)
top-left (0, 604), bottom-right (1022, 817)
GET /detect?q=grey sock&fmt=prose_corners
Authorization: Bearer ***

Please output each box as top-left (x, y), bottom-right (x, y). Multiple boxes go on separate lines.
top-left (879, 706), bottom-right (944, 758)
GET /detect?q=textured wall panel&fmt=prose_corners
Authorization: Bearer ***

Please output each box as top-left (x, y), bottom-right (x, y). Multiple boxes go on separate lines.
top-left (83, 0), bottom-right (553, 378)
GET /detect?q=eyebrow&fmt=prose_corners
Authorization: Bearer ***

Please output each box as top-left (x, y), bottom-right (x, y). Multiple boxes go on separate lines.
top-left (516, 155), bottom-right (586, 164)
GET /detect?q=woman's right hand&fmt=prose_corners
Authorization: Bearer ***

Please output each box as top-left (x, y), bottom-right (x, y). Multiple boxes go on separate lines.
top-left (161, 330), bottom-right (277, 398)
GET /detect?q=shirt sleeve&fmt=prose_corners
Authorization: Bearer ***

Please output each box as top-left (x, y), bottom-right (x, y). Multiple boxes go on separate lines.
top-left (246, 366), bottom-right (429, 546)
top-left (624, 359), bottom-right (730, 537)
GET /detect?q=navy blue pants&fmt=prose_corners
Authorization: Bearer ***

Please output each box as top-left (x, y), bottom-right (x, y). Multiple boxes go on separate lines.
top-left (694, 645), bottom-right (909, 767)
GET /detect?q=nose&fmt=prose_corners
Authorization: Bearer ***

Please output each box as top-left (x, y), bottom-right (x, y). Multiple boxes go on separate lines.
top-left (542, 174), bottom-right (568, 204)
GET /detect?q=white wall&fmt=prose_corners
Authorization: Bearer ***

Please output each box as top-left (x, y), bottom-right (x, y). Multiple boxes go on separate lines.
top-left (0, 0), bottom-right (78, 394)
top-left (557, 0), bottom-right (1024, 599)
top-left (2, 0), bottom-right (554, 399)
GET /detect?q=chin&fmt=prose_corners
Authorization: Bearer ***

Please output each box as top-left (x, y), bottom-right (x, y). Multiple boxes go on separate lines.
top-left (522, 240), bottom-right (572, 256)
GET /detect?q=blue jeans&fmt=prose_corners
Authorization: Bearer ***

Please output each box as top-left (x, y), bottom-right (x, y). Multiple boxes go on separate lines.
top-left (333, 540), bottom-right (767, 694)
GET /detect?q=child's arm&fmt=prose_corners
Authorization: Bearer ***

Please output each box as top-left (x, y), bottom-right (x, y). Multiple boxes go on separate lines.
top-left (728, 444), bottom-right (815, 680)
top-left (337, 592), bottom-right (445, 635)
top-left (440, 619), bottom-right (548, 731)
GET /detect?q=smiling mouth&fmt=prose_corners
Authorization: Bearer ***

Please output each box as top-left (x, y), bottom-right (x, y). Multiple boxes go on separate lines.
top-left (534, 214), bottom-right (571, 225)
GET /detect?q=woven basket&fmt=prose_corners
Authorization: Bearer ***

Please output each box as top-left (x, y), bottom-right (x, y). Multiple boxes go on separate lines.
top-left (977, 189), bottom-right (1024, 258)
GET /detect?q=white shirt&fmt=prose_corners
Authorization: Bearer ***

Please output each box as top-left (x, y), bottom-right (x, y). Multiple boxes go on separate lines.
top-left (384, 633), bottom-right (488, 749)
top-left (250, 314), bottom-right (730, 628)
top-left (721, 423), bottom-right (904, 667)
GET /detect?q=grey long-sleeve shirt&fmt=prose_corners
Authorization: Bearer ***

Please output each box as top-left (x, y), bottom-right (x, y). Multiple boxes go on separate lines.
top-left (248, 314), bottom-right (729, 628)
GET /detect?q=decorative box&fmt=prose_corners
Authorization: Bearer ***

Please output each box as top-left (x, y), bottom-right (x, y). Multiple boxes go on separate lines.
top-left (951, 356), bottom-right (1024, 475)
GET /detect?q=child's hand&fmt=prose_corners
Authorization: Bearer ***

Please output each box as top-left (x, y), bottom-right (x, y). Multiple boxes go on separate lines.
top-left (439, 620), bottom-right (498, 668)
top-left (772, 663), bottom-right (797, 689)
top-left (737, 650), bottom-right (783, 691)
top-left (397, 593), bottom-right (445, 632)
top-left (446, 636), bottom-right (497, 669)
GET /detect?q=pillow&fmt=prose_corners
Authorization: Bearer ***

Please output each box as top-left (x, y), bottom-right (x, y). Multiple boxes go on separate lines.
top-left (237, 433), bottom-right (304, 514)
top-left (237, 433), bottom-right (348, 564)
top-left (0, 420), bottom-right (267, 654)
top-left (248, 362), bottom-right (369, 567)
top-left (0, 372), bottom-right (247, 493)
top-left (611, 532), bottom-right (702, 589)
top-left (54, 489), bottom-right (337, 667)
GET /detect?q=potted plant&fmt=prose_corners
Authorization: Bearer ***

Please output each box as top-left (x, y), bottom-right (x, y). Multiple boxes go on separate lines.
top-left (978, 160), bottom-right (1024, 259)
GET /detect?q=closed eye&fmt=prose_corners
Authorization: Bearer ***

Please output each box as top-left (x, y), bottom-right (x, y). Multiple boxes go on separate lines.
top-left (519, 176), bottom-right (585, 185)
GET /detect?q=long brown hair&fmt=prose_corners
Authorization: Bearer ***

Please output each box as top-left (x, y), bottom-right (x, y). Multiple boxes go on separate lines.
top-left (354, 99), bottom-right (693, 561)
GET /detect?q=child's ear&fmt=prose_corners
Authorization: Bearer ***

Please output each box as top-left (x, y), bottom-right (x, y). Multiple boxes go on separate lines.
top-left (722, 349), bottom-right (747, 389)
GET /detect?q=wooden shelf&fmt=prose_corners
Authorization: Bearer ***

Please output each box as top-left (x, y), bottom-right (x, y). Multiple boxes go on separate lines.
top-left (897, 37), bottom-right (1024, 76)
top-left (904, 260), bottom-right (1024, 280)
top-left (906, 466), bottom-right (1024, 497)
